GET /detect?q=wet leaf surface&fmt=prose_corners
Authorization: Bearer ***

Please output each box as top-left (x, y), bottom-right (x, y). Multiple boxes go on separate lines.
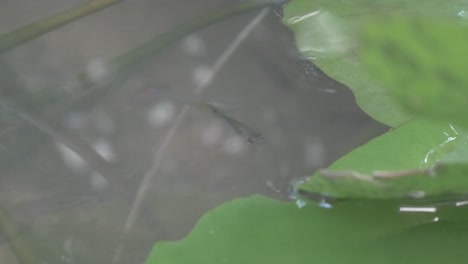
top-left (299, 119), bottom-right (468, 199)
top-left (283, 0), bottom-right (467, 127)
top-left (362, 17), bottom-right (468, 126)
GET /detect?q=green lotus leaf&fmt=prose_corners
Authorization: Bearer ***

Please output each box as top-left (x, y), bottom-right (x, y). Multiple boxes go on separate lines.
top-left (298, 119), bottom-right (468, 199)
top-left (283, 0), bottom-right (467, 127)
top-left (362, 17), bottom-right (468, 126)
top-left (145, 195), bottom-right (468, 264)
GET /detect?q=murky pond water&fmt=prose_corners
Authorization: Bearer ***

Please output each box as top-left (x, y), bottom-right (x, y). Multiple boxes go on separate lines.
top-left (0, 1), bottom-right (387, 263)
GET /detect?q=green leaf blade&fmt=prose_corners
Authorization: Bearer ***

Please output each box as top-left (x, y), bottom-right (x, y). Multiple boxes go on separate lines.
top-left (283, 0), bottom-right (468, 127)
top-left (299, 120), bottom-right (468, 199)
top-left (361, 17), bottom-right (468, 126)
top-left (145, 195), bottom-right (468, 264)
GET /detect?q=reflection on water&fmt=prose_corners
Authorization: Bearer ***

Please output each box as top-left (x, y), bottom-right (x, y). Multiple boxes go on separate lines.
top-left (421, 124), bottom-right (459, 168)
top-left (0, 1), bottom-right (386, 263)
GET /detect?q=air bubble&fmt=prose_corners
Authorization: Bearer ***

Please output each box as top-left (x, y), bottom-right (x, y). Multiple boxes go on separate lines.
top-left (296, 199), bottom-right (307, 208)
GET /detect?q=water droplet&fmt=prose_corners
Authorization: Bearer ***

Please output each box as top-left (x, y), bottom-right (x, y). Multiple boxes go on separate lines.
top-left (458, 10), bottom-right (467, 19)
top-left (147, 101), bottom-right (176, 128)
top-left (296, 199), bottom-right (307, 208)
top-left (288, 177), bottom-right (309, 199)
top-left (421, 124), bottom-right (459, 168)
top-left (318, 199), bottom-right (333, 209)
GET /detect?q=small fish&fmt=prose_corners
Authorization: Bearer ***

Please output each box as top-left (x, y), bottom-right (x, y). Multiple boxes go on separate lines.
top-left (200, 99), bottom-right (264, 144)
top-left (140, 87), bottom-right (265, 144)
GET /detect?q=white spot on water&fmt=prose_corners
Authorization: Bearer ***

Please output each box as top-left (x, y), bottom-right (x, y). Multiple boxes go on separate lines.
top-left (222, 136), bottom-right (246, 155)
top-left (192, 65), bottom-right (213, 87)
top-left (90, 172), bottom-right (108, 191)
top-left (92, 138), bottom-right (116, 162)
top-left (181, 34), bottom-right (206, 56)
top-left (86, 59), bottom-right (108, 83)
top-left (147, 101), bottom-right (176, 128)
top-left (56, 143), bottom-right (88, 172)
top-left (63, 112), bottom-right (88, 130)
top-left (201, 121), bottom-right (224, 146)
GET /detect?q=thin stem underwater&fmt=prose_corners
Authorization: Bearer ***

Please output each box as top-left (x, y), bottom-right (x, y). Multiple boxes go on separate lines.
top-left (112, 7), bottom-right (271, 264)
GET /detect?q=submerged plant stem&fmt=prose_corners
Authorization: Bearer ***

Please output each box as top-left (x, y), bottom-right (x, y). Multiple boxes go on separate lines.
top-left (0, 0), bottom-right (125, 54)
top-left (0, 203), bottom-right (36, 264)
top-left (112, 6), bottom-right (272, 264)
top-left (0, 97), bottom-right (115, 180)
top-left (55, 0), bottom-right (286, 106)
